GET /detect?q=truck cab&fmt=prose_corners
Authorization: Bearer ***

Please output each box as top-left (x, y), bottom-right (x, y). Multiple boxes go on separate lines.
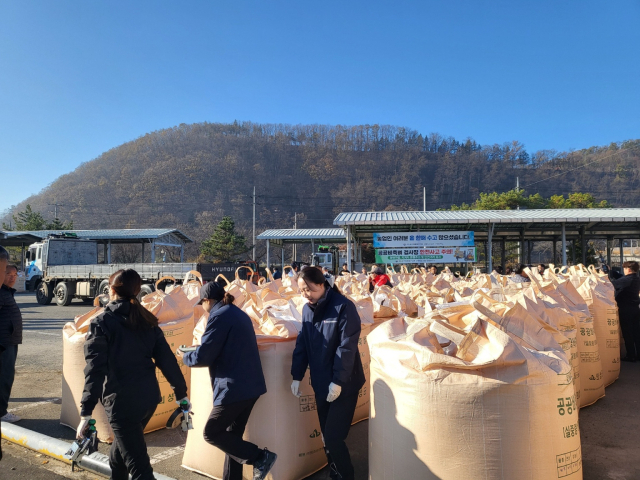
top-left (24, 242), bottom-right (44, 292)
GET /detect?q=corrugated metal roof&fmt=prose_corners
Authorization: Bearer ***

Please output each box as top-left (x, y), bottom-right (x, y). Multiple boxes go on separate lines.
top-left (257, 228), bottom-right (346, 240)
top-left (334, 208), bottom-right (640, 225)
top-left (0, 228), bottom-right (192, 243)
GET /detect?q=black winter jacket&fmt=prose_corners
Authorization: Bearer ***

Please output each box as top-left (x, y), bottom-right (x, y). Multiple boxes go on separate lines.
top-left (291, 288), bottom-right (365, 399)
top-left (0, 284), bottom-right (22, 348)
top-left (183, 302), bottom-right (266, 406)
top-left (609, 271), bottom-right (640, 318)
top-left (80, 300), bottom-right (188, 420)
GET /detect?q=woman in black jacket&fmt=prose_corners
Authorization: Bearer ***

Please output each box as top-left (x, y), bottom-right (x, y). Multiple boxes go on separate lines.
top-left (291, 267), bottom-right (365, 480)
top-left (78, 269), bottom-right (189, 480)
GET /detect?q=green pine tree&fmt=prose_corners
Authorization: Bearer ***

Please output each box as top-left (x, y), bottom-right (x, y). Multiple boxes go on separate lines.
top-left (8, 205), bottom-right (47, 231)
top-left (200, 216), bottom-right (249, 262)
top-left (46, 217), bottom-right (74, 230)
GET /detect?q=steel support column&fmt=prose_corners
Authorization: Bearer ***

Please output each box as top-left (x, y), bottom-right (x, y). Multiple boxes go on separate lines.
top-left (141, 242), bottom-right (145, 262)
top-left (581, 227), bottom-right (587, 265)
top-left (266, 241), bottom-right (270, 271)
top-left (180, 244), bottom-right (184, 263)
top-left (607, 237), bottom-right (612, 266)
top-left (487, 223), bottom-right (494, 273)
top-left (519, 231), bottom-right (525, 264)
top-left (107, 240), bottom-right (112, 263)
top-left (527, 240), bottom-right (532, 265)
top-left (281, 247), bottom-right (285, 271)
top-left (501, 239), bottom-right (506, 270)
top-left (620, 238), bottom-right (624, 268)
top-left (553, 240), bottom-right (557, 265)
top-left (151, 240), bottom-right (155, 263)
top-left (561, 224), bottom-right (567, 266)
top-left (346, 226), bottom-right (352, 271)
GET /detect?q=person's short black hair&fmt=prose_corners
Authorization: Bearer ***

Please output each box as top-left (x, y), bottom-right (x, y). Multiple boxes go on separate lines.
top-left (291, 262), bottom-right (299, 270)
top-left (494, 266), bottom-right (503, 274)
top-left (514, 263), bottom-right (526, 275)
top-left (0, 246), bottom-right (9, 262)
top-left (537, 264), bottom-right (546, 271)
top-left (623, 261), bottom-right (640, 273)
top-left (5, 264), bottom-right (18, 273)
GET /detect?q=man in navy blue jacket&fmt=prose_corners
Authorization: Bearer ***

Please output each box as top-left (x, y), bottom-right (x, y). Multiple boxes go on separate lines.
top-left (180, 282), bottom-right (276, 480)
top-left (291, 267), bottom-right (365, 480)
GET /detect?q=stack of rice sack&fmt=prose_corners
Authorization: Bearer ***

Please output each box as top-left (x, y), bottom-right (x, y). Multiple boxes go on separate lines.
top-left (60, 274), bottom-right (202, 442)
top-left (368, 312), bottom-right (581, 480)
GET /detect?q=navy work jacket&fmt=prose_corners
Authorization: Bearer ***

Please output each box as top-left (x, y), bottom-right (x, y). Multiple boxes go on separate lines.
top-left (183, 302), bottom-right (266, 406)
top-left (291, 288), bottom-right (365, 399)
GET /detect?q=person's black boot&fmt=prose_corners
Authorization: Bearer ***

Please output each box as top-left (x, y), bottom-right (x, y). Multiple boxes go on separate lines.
top-left (253, 448), bottom-right (277, 480)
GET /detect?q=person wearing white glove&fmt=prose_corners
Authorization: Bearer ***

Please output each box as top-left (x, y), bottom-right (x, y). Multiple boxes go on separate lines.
top-left (291, 380), bottom-right (301, 397)
top-left (76, 415), bottom-right (92, 439)
top-left (291, 267), bottom-right (366, 480)
top-left (79, 270), bottom-right (188, 480)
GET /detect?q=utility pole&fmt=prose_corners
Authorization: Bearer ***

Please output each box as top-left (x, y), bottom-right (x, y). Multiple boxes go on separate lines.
top-left (423, 187), bottom-right (426, 211)
top-left (252, 186), bottom-right (256, 261)
top-left (48, 203), bottom-right (63, 219)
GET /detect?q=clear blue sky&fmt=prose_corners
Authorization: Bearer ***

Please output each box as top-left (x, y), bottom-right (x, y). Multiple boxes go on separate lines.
top-left (1, 0), bottom-right (639, 214)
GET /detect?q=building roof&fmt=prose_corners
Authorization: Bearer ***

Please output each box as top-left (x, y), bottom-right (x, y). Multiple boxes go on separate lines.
top-left (257, 228), bottom-right (346, 244)
top-left (333, 208), bottom-right (640, 241)
top-left (0, 228), bottom-right (192, 246)
top-left (334, 208), bottom-right (640, 225)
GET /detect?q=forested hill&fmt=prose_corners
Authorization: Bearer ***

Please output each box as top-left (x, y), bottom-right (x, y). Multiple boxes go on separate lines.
top-left (4, 121), bottom-right (640, 244)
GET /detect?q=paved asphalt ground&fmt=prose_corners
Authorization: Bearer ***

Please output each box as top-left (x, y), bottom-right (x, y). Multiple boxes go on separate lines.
top-left (1, 292), bottom-right (639, 479)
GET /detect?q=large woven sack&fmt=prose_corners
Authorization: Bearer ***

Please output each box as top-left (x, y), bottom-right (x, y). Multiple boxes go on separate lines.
top-left (182, 315), bottom-right (328, 480)
top-left (548, 276), bottom-right (605, 407)
top-left (368, 316), bottom-right (581, 480)
top-left (352, 323), bottom-right (372, 424)
top-left (372, 286), bottom-right (400, 318)
top-left (525, 273), bottom-right (582, 404)
top-left (577, 275), bottom-right (620, 386)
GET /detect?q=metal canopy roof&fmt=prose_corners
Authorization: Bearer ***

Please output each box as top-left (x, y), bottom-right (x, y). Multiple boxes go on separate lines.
top-left (333, 208), bottom-right (640, 241)
top-left (0, 228), bottom-right (192, 246)
top-left (257, 228), bottom-right (346, 245)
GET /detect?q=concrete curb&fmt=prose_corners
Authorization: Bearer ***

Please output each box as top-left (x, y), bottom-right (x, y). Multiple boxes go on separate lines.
top-left (1, 421), bottom-right (176, 480)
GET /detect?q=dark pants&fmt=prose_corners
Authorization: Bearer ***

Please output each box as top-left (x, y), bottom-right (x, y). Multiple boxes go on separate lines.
top-left (620, 308), bottom-right (640, 359)
top-left (203, 398), bottom-right (261, 480)
top-left (108, 406), bottom-right (156, 480)
top-left (316, 391), bottom-right (359, 480)
top-left (0, 345), bottom-right (18, 417)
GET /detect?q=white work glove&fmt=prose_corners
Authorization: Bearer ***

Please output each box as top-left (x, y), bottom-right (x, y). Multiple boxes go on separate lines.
top-left (176, 397), bottom-right (192, 412)
top-left (76, 415), bottom-right (91, 440)
top-left (291, 380), bottom-right (301, 397)
top-left (326, 383), bottom-right (342, 402)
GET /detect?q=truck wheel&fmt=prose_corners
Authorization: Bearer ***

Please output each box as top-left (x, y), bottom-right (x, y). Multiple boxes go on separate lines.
top-left (36, 281), bottom-right (53, 305)
top-left (138, 284), bottom-right (155, 301)
top-left (54, 282), bottom-right (74, 307)
top-left (98, 280), bottom-right (110, 296)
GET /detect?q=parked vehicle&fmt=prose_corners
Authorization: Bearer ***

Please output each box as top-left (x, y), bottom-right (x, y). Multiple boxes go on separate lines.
top-left (24, 236), bottom-right (261, 306)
